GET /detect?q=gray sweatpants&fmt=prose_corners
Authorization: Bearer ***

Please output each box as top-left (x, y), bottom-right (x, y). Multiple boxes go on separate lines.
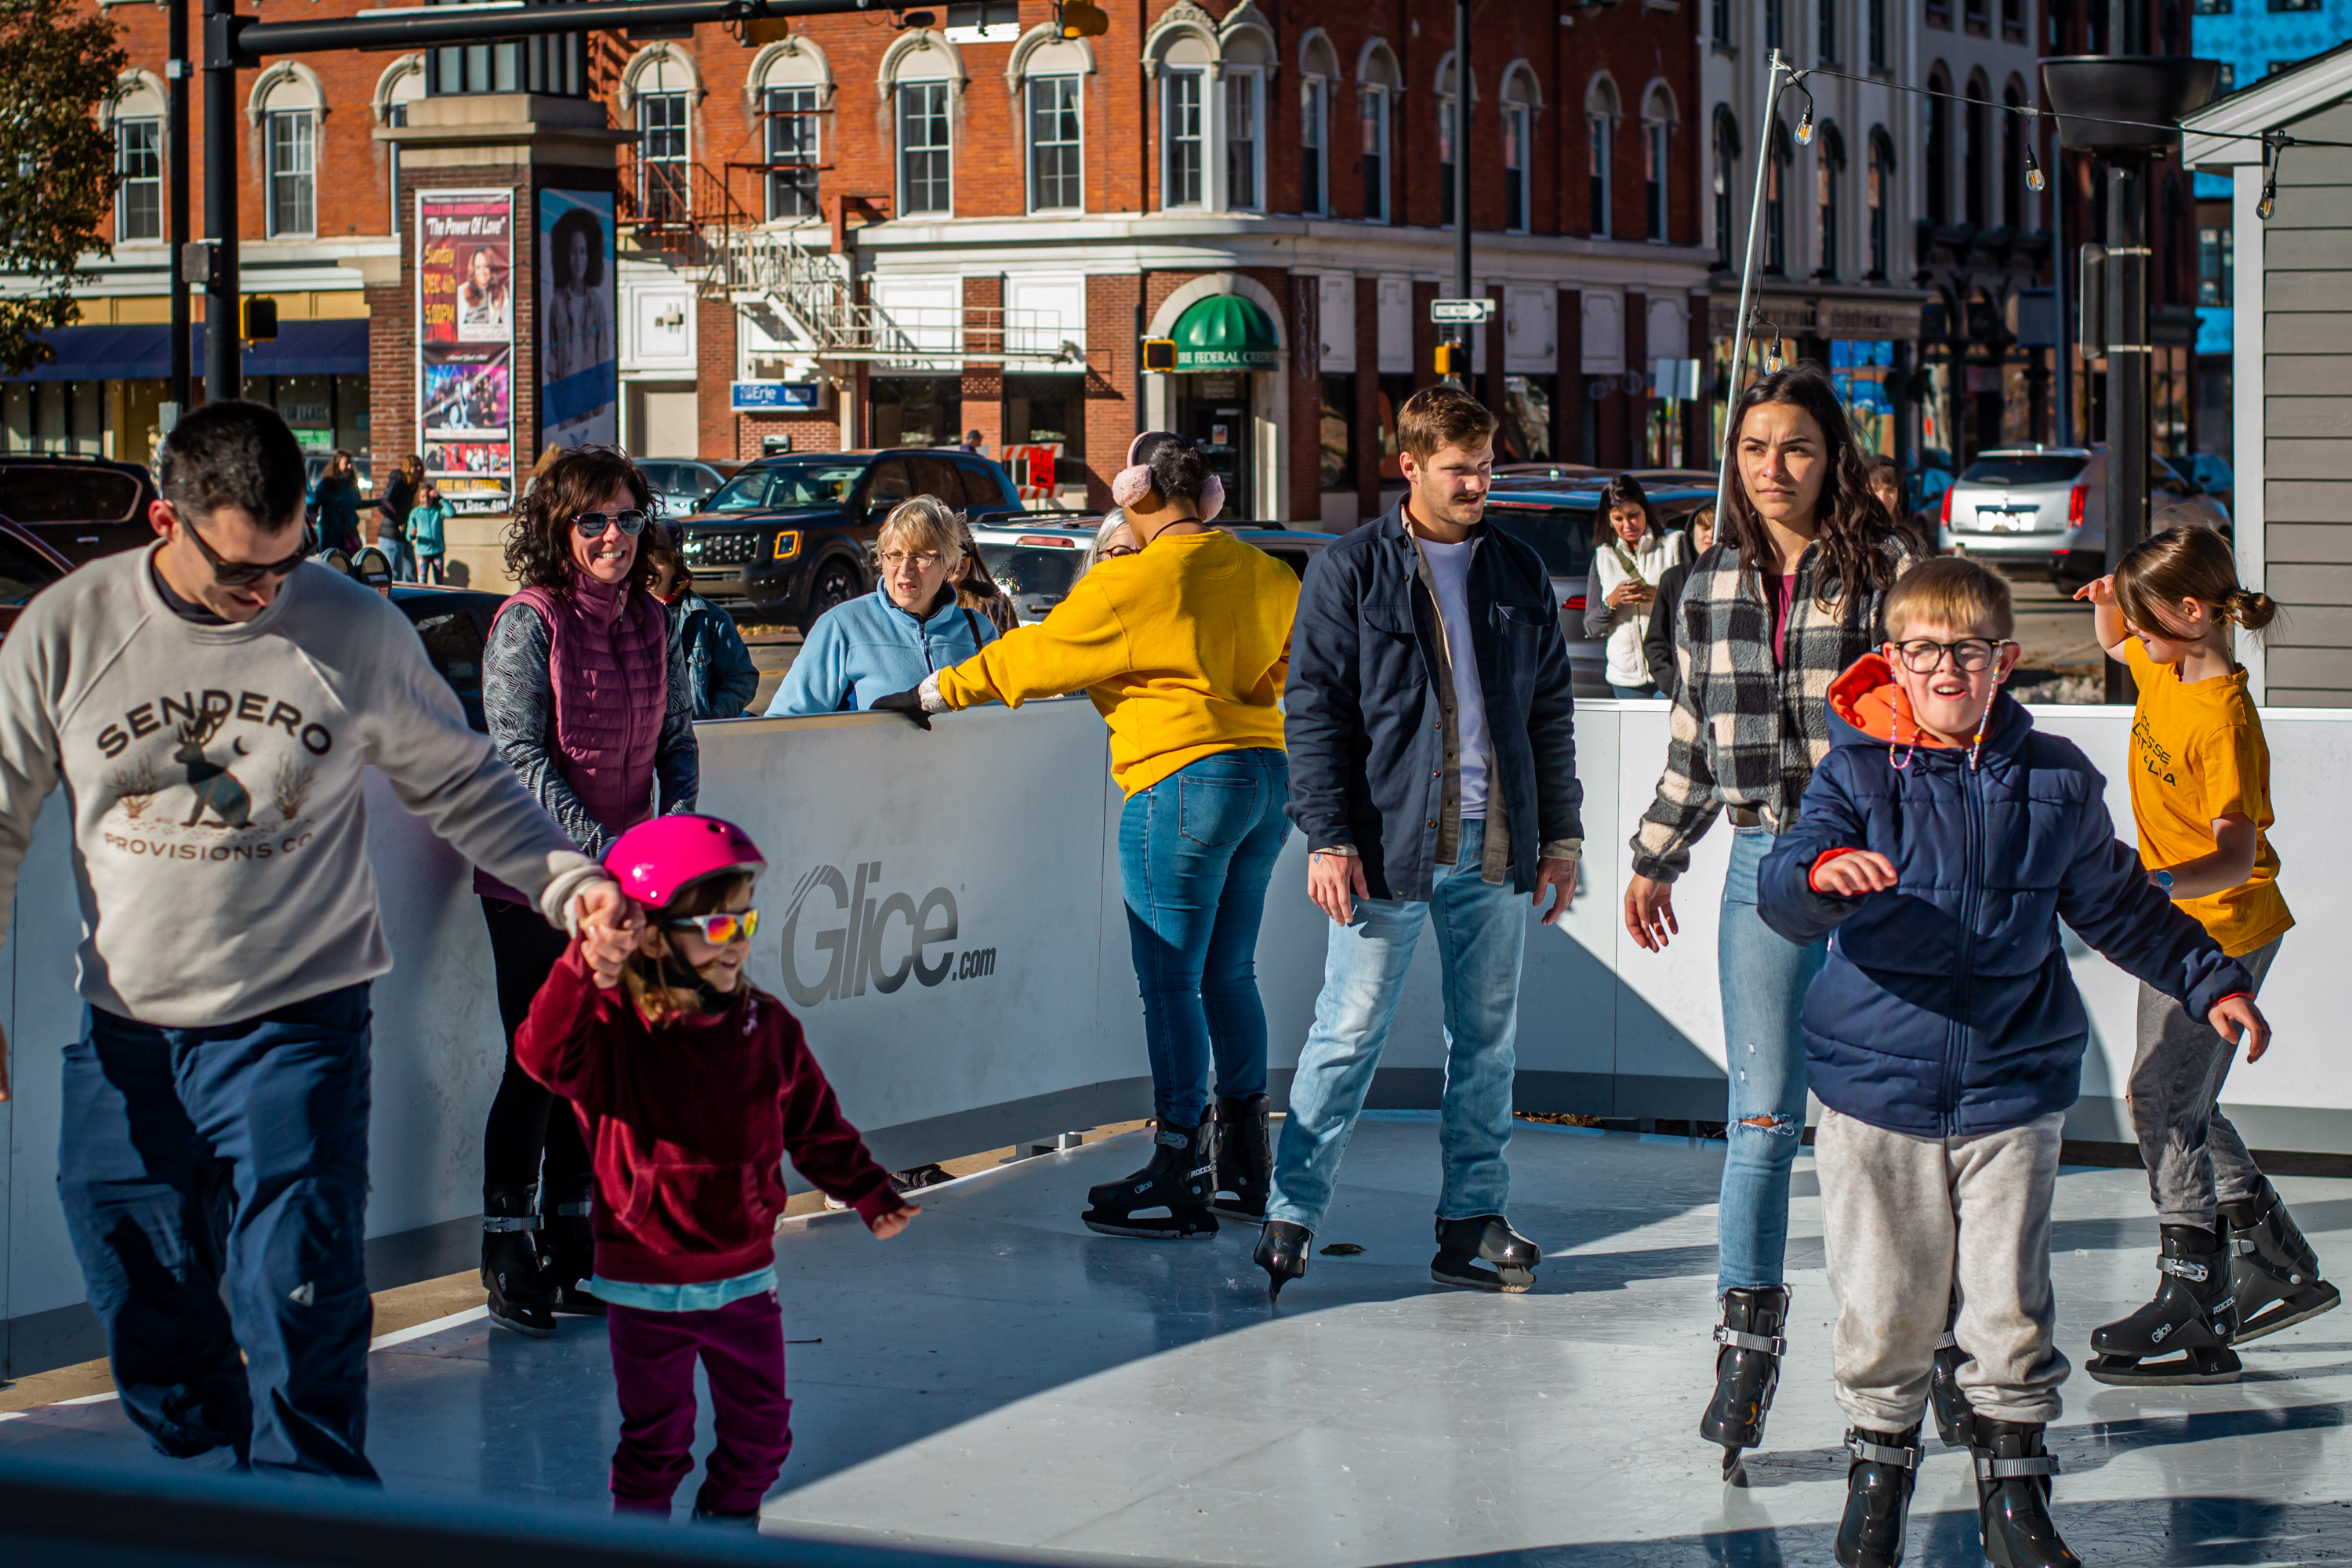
top-left (2131, 936), bottom-right (2281, 1231)
top-left (1817, 1107), bottom-right (2071, 1432)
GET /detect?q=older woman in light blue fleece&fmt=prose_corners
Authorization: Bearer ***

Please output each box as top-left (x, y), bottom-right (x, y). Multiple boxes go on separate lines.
top-left (768, 495), bottom-right (999, 715)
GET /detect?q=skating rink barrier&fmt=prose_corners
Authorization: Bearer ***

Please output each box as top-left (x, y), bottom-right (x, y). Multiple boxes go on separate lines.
top-left (3, 696), bottom-right (2348, 1370)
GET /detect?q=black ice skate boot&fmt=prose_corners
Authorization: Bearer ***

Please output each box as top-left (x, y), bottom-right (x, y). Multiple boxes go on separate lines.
top-left (2220, 1178), bottom-right (2341, 1343)
top-left (1254, 1220), bottom-right (1312, 1301)
top-left (1929, 1299), bottom-right (1976, 1449)
top-left (1834, 1426), bottom-right (1922, 1568)
top-left (1972, 1419), bottom-right (2079, 1568)
top-left (2086, 1225), bottom-right (2241, 1385)
top-left (1211, 1094), bottom-right (1272, 1221)
top-left (1430, 1214), bottom-right (1541, 1292)
top-left (1082, 1119), bottom-right (1218, 1239)
top-left (1700, 1286), bottom-right (1789, 1483)
top-left (481, 1182), bottom-right (557, 1338)
top-left (543, 1174), bottom-right (604, 1316)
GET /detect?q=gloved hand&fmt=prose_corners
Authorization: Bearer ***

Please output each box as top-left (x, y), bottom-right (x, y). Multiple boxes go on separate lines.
top-left (871, 687), bottom-right (932, 731)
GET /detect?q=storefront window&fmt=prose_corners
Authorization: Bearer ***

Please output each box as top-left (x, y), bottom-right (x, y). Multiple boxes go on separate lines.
top-left (1502, 374), bottom-right (1554, 463)
top-left (1829, 339), bottom-right (1896, 456)
top-left (1319, 373), bottom-right (1355, 490)
top-left (869, 376), bottom-right (962, 448)
top-left (1004, 373), bottom-right (1085, 459)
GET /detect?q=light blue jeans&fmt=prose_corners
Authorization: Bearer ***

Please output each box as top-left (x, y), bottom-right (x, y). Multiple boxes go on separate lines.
top-left (1119, 748), bottom-right (1290, 1129)
top-left (1267, 821), bottom-right (1525, 1233)
top-left (1717, 826), bottom-right (1829, 1294)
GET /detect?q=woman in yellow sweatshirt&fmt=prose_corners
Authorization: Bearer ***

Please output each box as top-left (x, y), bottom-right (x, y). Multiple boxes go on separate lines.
top-left (881, 433), bottom-right (1298, 1240)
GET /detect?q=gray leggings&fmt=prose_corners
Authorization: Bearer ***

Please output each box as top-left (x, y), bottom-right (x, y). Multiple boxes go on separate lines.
top-left (2130, 935), bottom-right (2281, 1231)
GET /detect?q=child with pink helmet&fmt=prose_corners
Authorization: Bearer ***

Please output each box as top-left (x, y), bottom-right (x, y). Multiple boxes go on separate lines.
top-left (516, 813), bottom-right (918, 1524)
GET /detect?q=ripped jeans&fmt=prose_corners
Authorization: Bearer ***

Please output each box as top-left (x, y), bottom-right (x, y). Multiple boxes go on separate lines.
top-left (1716, 826), bottom-right (1828, 1296)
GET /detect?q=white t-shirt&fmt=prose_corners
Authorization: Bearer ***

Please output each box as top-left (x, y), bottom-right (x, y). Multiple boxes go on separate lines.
top-left (1417, 536), bottom-right (1490, 820)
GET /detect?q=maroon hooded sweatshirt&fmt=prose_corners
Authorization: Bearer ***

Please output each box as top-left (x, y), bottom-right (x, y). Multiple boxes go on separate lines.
top-left (517, 942), bottom-right (903, 1286)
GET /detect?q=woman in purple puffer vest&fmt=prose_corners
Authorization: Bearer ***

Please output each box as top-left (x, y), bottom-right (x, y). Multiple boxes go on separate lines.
top-left (477, 446), bottom-right (699, 1336)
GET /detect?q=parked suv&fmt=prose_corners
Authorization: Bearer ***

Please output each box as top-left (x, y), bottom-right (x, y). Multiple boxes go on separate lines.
top-left (1940, 447), bottom-right (2230, 583)
top-left (670, 448), bottom-right (1028, 631)
top-left (0, 454), bottom-right (158, 565)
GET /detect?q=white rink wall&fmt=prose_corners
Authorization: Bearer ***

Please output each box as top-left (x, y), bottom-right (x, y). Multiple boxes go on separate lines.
top-left (3, 695), bottom-right (2348, 1363)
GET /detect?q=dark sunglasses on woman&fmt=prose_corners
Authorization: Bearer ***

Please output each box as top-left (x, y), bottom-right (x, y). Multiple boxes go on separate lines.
top-left (574, 510), bottom-right (649, 539)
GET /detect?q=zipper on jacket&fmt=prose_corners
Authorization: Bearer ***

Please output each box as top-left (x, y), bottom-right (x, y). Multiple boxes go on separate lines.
top-left (1944, 757), bottom-right (1984, 1134)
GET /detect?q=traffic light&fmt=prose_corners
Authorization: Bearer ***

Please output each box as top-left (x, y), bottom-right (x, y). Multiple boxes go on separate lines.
top-left (241, 296), bottom-right (278, 343)
top-left (1433, 342), bottom-right (1462, 377)
top-left (1060, 1), bottom-right (1109, 38)
top-left (1141, 337), bottom-right (1177, 372)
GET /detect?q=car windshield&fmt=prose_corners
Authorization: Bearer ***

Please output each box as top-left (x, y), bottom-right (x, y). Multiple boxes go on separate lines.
top-left (1485, 504), bottom-right (1597, 579)
top-left (704, 459), bottom-right (867, 511)
top-left (0, 531), bottom-right (63, 604)
top-left (1958, 456), bottom-right (2086, 488)
top-left (0, 465), bottom-right (143, 522)
top-left (980, 543), bottom-right (1085, 599)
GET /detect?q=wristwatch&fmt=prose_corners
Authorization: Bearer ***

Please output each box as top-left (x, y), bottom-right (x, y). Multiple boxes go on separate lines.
top-left (2154, 868), bottom-right (2176, 891)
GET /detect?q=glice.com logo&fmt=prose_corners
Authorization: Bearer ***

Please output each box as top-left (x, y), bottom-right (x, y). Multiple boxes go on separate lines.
top-left (779, 860), bottom-right (995, 1007)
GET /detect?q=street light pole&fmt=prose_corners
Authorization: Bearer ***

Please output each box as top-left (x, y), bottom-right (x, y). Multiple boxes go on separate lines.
top-left (168, 0), bottom-right (191, 415)
top-left (1711, 50), bottom-right (1789, 533)
top-left (2103, 153), bottom-right (2149, 702)
top-left (201, 0), bottom-right (239, 403)
top-left (1454, 0), bottom-right (1471, 383)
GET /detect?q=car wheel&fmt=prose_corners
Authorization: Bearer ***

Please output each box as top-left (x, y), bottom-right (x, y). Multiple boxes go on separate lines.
top-left (798, 556), bottom-right (862, 635)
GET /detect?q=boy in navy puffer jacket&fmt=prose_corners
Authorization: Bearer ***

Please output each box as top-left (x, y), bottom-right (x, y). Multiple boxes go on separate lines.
top-left (1758, 557), bottom-right (2268, 1568)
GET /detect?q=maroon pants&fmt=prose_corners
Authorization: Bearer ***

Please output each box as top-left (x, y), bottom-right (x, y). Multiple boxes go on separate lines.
top-left (606, 1290), bottom-right (791, 1518)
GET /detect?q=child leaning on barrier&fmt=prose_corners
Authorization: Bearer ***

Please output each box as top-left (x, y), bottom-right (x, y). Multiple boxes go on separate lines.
top-left (1755, 557), bottom-right (2267, 1568)
top-left (515, 814), bottom-right (918, 1525)
top-left (2073, 526), bottom-right (2333, 1387)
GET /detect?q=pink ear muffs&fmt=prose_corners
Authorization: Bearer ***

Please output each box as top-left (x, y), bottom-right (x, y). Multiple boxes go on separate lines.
top-left (1117, 431), bottom-right (1225, 521)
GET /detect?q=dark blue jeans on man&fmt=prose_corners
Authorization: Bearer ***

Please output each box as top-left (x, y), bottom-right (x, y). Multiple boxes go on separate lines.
top-left (57, 982), bottom-right (378, 1479)
top-left (1118, 747), bottom-right (1290, 1129)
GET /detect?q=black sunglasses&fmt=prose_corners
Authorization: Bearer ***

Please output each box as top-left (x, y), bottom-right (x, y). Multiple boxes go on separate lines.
top-left (172, 506), bottom-right (310, 586)
top-left (574, 510), bottom-right (649, 539)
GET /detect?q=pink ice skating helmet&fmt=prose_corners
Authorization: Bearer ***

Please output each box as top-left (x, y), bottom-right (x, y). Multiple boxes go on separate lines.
top-left (604, 815), bottom-right (766, 910)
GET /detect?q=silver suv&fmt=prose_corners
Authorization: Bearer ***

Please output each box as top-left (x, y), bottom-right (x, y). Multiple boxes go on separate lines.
top-left (1940, 446), bottom-right (2231, 583)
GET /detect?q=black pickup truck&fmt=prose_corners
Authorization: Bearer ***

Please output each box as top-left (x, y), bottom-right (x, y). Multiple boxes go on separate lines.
top-left (669, 448), bottom-right (1032, 632)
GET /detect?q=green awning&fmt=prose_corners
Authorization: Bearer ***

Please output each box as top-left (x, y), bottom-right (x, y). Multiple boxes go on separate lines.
top-left (1171, 294), bottom-right (1279, 371)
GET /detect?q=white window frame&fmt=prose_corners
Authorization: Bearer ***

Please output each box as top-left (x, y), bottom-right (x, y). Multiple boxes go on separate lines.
top-left (1588, 113), bottom-right (1613, 239)
top-left (637, 89), bottom-right (691, 223)
top-left (1025, 73), bottom-right (1083, 214)
top-left (763, 82), bottom-right (822, 221)
top-left (1162, 67), bottom-right (1205, 209)
top-left (1502, 101), bottom-right (1530, 234)
top-left (117, 116), bottom-right (162, 243)
top-left (266, 108), bottom-right (316, 238)
top-left (1360, 85), bottom-right (1390, 223)
top-left (1645, 118), bottom-right (1671, 241)
top-left (1300, 76), bottom-right (1328, 217)
top-left (897, 79), bottom-right (953, 218)
top-left (1222, 67), bottom-right (1264, 212)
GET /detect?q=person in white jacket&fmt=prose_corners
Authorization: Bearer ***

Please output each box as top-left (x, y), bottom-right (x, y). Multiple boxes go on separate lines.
top-left (1581, 474), bottom-right (1685, 698)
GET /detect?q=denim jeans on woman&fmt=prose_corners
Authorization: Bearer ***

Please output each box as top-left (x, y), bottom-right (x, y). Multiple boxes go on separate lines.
top-left (1717, 826), bottom-right (1828, 1295)
top-left (1119, 747), bottom-right (1290, 1129)
top-left (1267, 820), bottom-right (1525, 1234)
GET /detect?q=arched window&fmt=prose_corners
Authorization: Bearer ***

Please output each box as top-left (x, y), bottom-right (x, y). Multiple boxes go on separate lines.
top-left (884, 34), bottom-right (959, 217)
top-left (1766, 121), bottom-right (1791, 275)
top-left (1964, 73), bottom-right (1989, 229)
top-left (1925, 67), bottom-right (1951, 227)
top-left (2000, 78), bottom-right (2026, 230)
top-left (1587, 75), bottom-right (1620, 240)
top-left (1713, 105), bottom-right (1740, 270)
top-left (258, 69), bottom-right (321, 238)
top-left (1020, 38), bottom-right (1088, 213)
top-left (1867, 128), bottom-right (1895, 278)
top-left (1436, 53), bottom-right (1472, 227)
top-left (1152, 18), bottom-right (1213, 209)
top-left (376, 58), bottom-right (426, 233)
top-left (757, 41), bottom-right (829, 221)
top-left (1357, 42), bottom-right (1399, 223)
top-left (112, 74), bottom-right (165, 243)
top-left (628, 52), bottom-right (697, 223)
top-left (1817, 123), bottom-right (1845, 278)
top-left (1221, 23), bottom-right (1272, 212)
top-left (1642, 85), bottom-right (1675, 242)
top-left (1299, 32), bottom-right (1340, 217)
top-left (1503, 66), bottom-right (1541, 235)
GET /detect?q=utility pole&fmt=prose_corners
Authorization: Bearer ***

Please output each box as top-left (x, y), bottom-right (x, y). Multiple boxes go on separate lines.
top-left (2103, 0), bottom-right (2148, 705)
top-left (1453, 0), bottom-right (1471, 380)
top-left (201, 0), bottom-right (239, 402)
top-left (168, 0), bottom-right (191, 416)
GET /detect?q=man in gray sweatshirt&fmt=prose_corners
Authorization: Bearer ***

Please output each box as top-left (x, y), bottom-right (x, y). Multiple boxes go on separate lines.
top-left (0, 401), bottom-right (626, 1479)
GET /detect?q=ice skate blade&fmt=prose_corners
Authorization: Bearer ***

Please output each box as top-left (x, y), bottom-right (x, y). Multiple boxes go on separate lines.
top-left (1428, 1263), bottom-right (1534, 1293)
top-left (2085, 1349), bottom-right (2241, 1386)
top-left (1208, 1198), bottom-right (1266, 1221)
top-left (485, 1306), bottom-right (557, 1339)
top-left (1720, 1446), bottom-right (1749, 1486)
top-left (2234, 1283), bottom-right (2340, 1344)
top-left (1082, 1214), bottom-right (1218, 1240)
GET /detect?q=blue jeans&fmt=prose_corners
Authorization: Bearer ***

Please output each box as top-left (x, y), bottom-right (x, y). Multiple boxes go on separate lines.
top-left (57, 983), bottom-right (379, 1479)
top-left (374, 534), bottom-right (413, 581)
top-left (1268, 820), bottom-right (1525, 1233)
top-left (1610, 681), bottom-right (1661, 699)
top-left (1119, 748), bottom-right (1290, 1128)
top-left (1717, 826), bottom-right (1828, 1294)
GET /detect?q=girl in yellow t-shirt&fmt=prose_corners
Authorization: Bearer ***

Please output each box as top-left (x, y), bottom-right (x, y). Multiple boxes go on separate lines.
top-left (2075, 525), bottom-right (2336, 1383)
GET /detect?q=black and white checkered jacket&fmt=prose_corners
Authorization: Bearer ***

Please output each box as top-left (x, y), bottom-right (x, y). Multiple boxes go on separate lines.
top-left (1629, 535), bottom-right (1913, 882)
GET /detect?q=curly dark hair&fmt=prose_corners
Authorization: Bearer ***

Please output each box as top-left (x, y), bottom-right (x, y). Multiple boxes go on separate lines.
top-left (503, 445), bottom-right (659, 593)
top-left (1719, 363), bottom-right (1899, 607)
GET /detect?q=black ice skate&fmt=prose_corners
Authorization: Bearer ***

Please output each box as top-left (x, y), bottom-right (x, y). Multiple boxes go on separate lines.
top-left (2220, 1178), bottom-right (2340, 1343)
top-left (1211, 1093), bottom-right (1272, 1221)
top-left (1929, 1324), bottom-right (1976, 1450)
top-left (1835, 1426), bottom-right (1922, 1568)
top-left (1972, 1419), bottom-right (2080, 1568)
top-left (481, 1181), bottom-right (557, 1338)
top-left (544, 1175), bottom-right (605, 1317)
top-left (1082, 1119), bottom-right (1218, 1239)
top-left (2087, 1224), bottom-right (2241, 1385)
top-left (1254, 1220), bottom-right (1312, 1301)
top-left (1700, 1285), bottom-right (1788, 1483)
top-left (1429, 1214), bottom-right (1541, 1292)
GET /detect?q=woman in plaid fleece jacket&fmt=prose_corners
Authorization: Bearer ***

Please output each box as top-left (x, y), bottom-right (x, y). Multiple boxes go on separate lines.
top-left (1623, 364), bottom-right (1915, 1479)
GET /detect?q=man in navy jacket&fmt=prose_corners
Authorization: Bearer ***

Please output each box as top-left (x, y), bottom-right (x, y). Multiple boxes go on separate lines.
top-left (1253, 386), bottom-right (1583, 1301)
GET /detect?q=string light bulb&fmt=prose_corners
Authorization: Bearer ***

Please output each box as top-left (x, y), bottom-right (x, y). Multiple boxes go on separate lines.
top-left (2258, 132), bottom-right (2284, 222)
top-left (1793, 78), bottom-right (1817, 147)
top-left (2257, 178), bottom-right (2276, 222)
top-left (2023, 113), bottom-right (2045, 192)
